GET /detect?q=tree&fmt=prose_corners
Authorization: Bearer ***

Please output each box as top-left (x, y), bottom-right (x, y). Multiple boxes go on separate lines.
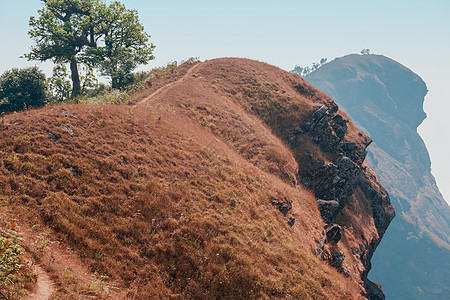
top-left (47, 64), bottom-right (72, 102)
top-left (361, 49), bottom-right (371, 55)
top-left (0, 67), bottom-right (48, 113)
top-left (47, 63), bottom-right (101, 102)
top-left (26, 0), bottom-right (155, 96)
top-left (291, 58), bottom-right (328, 77)
top-left (25, 0), bottom-right (99, 98)
top-left (312, 62), bottom-right (319, 71)
top-left (86, 1), bottom-right (155, 89)
top-left (292, 66), bottom-right (304, 77)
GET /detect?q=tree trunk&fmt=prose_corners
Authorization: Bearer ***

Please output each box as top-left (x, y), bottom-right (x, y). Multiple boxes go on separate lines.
top-left (70, 57), bottom-right (81, 98)
top-left (111, 76), bottom-right (119, 89)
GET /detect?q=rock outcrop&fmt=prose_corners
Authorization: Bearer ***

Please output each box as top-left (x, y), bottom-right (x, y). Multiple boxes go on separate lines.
top-left (305, 53), bottom-right (450, 299)
top-left (294, 102), bottom-right (394, 298)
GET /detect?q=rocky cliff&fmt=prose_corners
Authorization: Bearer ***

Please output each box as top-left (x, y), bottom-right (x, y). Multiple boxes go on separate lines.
top-left (305, 54), bottom-right (450, 299)
top-left (289, 102), bottom-right (395, 299)
top-left (0, 58), bottom-right (393, 298)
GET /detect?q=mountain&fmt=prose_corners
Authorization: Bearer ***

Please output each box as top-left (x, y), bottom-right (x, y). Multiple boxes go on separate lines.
top-left (305, 54), bottom-right (450, 299)
top-left (0, 58), bottom-right (393, 299)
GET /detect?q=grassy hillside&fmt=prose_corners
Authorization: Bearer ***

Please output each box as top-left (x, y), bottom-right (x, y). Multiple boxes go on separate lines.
top-left (0, 58), bottom-right (386, 299)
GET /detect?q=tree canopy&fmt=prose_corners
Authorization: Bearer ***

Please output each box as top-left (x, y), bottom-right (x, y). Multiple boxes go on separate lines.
top-left (87, 2), bottom-right (154, 88)
top-left (291, 58), bottom-right (328, 77)
top-left (25, 0), bottom-right (154, 97)
top-left (25, 0), bottom-right (98, 97)
top-left (0, 67), bottom-right (48, 113)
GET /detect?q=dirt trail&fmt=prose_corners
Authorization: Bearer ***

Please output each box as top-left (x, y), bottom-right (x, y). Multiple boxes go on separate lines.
top-left (19, 223), bottom-right (127, 299)
top-left (19, 62), bottom-right (204, 300)
top-left (133, 61), bottom-right (203, 108)
top-left (26, 264), bottom-right (55, 300)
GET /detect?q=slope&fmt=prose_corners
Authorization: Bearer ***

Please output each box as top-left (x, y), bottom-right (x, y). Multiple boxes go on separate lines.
top-left (305, 53), bottom-right (450, 299)
top-left (0, 58), bottom-right (392, 299)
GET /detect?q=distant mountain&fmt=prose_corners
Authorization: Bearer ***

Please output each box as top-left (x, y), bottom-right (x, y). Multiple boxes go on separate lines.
top-left (305, 54), bottom-right (450, 299)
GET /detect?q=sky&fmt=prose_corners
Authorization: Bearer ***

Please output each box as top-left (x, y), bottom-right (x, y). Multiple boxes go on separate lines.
top-left (0, 0), bottom-right (449, 203)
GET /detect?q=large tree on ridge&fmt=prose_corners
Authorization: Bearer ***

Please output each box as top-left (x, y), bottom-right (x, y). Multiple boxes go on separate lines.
top-left (25, 0), bottom-right (154, 96)
top-left (25, 0), bottom-right (99, 97)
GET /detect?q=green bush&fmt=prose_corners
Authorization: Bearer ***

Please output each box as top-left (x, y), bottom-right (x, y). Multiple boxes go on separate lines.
top-left (0, 223), bottom-right (27, 299)
top-left (0, 67), bottom-right (48, 113)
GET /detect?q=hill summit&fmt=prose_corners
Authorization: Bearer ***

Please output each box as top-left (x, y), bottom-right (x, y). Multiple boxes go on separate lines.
top-left (0, 58), bottom-right (393, 299)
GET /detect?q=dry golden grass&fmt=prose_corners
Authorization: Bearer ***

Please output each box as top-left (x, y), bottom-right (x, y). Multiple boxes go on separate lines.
top-left (0, 58), bottom-right (369, 299)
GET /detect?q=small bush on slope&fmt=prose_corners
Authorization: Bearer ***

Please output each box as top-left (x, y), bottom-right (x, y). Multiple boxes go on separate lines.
top-left (0, 220), bottom-right (34, 299)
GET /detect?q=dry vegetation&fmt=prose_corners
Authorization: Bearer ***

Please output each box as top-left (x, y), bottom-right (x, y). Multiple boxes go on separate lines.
top-left (0, 217), bottom-right (35, 299)
top-left (0, 58), bottom-right (367, 299)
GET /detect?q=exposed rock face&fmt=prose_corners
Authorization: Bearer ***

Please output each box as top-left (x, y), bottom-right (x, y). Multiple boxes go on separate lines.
top-left (305, 54), bottom-right (450, 299)
top-left (298, 105), bottom-right (394, 228)
top-left (299, 105), bottom-right (347, 152)
top-left (294, 102), bottom-right (395, 298)
top-left (359, 170), bottom-right (393, 238)
top-left (316, 199), bottom-right (339, 221)
top-left (326, 224), bottom-right (343, 244)
top-left (271, 198), bottom-right (296, 227)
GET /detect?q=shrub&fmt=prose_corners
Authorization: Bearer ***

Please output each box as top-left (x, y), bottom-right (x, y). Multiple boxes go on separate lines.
top-left (0, 67), bottom-right (48, 113)
top-left (0, 221), bottom-right (31, 299)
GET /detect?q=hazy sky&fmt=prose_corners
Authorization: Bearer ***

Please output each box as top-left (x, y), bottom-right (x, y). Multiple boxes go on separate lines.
top-left (1, 0), bottom-right (449, 203)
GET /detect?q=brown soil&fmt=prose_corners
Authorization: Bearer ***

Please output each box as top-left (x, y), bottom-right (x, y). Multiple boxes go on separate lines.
top-left (25, 264), bottom-right (54, 300)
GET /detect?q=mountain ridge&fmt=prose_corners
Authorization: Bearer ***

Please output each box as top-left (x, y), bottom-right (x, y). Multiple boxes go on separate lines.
top-left (1, 58), bottom-right (392, 299)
